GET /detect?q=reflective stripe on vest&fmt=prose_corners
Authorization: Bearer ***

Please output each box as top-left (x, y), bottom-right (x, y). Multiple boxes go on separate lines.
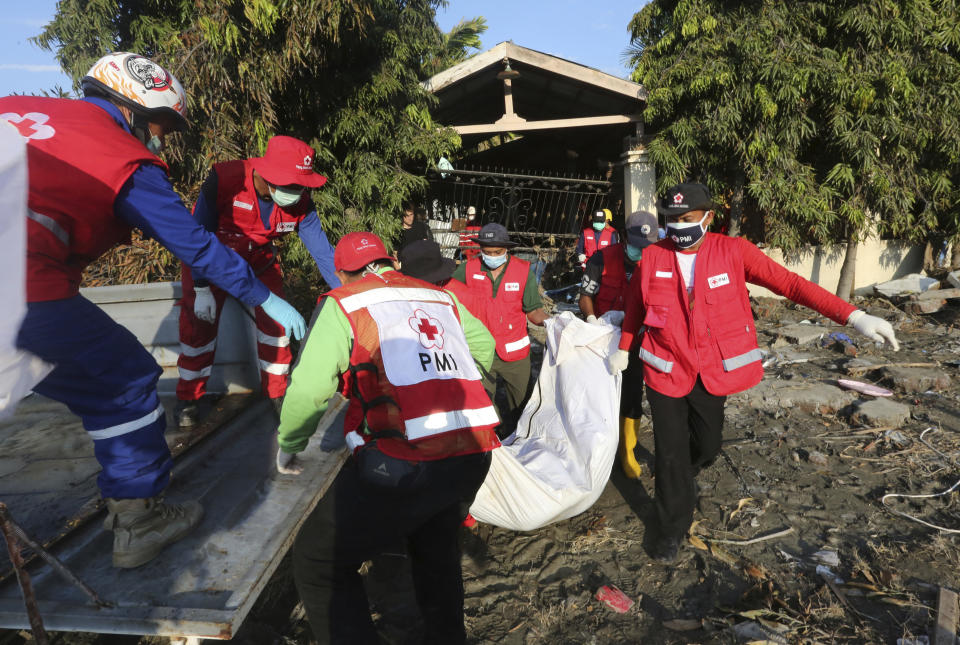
top-left (27, 209), bottom-right (69, 246)
top-left (339, 287), bottom-right (453, 314)
top-left (503, 335), bottom-right (531, 354)
top-left (256, 329), bottom-right (290, 347)
top-left (404, 405), bottom-right (500, 441)
top-left (259, 359), bottom-right (290, 375)
top-left (721, 348), bottom-right (763, 372)
top-left (638, 347), bottom-right (673, 373)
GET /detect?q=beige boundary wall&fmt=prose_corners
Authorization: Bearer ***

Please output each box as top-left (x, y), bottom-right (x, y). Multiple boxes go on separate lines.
top-left (747, 239), bottom-right (926, 299)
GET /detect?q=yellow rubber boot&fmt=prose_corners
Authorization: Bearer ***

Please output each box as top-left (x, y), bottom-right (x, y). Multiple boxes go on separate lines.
top-left (618, 416), bottom-right (643, 479)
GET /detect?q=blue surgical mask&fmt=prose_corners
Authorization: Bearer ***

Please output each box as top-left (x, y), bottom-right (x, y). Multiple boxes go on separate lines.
top-left (481, 252), bottom-right (507, 269)
top-left (270, 185), bottom-right (304, 208)
top-left (146, 135), bottom-right (163, 155)
top-left (592, 222), bottom-right (605, 231)
top-left (625, 244), bottom-right (644, 262)
top-left (667, 212), bottom-right (710, 249)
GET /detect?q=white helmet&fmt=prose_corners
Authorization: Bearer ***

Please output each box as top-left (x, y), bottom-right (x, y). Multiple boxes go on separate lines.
top-left (81, 52), bottom-right (188, 131)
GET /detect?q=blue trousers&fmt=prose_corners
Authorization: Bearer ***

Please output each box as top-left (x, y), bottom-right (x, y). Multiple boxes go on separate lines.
top-left (17, 296), bottom-right (172, 499)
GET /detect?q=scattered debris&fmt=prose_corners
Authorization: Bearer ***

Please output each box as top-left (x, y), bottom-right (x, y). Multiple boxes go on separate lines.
top-left (595, 585), bottom-right (635, 613)
top-left (812, 549), bottom-right (840, 567)
top-left (934, 587), bottom-right (959, 645)
top-left (903, 288), bottom-right (960, 315)
top-left (948, 270), bottom-right (960, 289)
top-left (808, 450), bottom-right (829, 466)
top-left (837, 378), bottom-right (893, 397)
top-left (874, 274), bottom-right (940, 299)
top-left (880, 366), bottom-right (952, 393)
top-left (848, 398), bottom-right (912, 427)
top-left (775, 323), bottom-right (829, 346)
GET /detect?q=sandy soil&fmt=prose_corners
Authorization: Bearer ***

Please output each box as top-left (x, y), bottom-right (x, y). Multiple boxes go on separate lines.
top-left (3, 297), bottom-right (959, 645)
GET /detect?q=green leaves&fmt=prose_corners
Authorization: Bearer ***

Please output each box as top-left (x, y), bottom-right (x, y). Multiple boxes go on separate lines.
top-left (626, 0), bottom-right (960, 250)
top-left (36, 0), bottom-right (458, 282)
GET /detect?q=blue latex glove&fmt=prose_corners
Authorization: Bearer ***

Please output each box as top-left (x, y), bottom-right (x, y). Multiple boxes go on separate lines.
top-left (260, 292), bottom-right (306, 340)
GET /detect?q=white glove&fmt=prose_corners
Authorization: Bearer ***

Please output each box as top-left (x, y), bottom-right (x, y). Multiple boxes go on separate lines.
top-left (607, 349), bottom-right (630, 374)
top-left (586, 314), bottom-right (599, 324)
top-left (847, 310), bottom-right (899, 351)
top-left (578, 253), bottom-right (587, 264)
top-left (276, 447), bottom-right (303, 475)
top-left (193, 286), bottom-right (217, 323)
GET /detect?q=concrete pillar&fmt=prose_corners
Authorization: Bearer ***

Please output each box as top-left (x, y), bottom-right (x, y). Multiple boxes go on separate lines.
top-left (620, 137), bottom-right (657, 218)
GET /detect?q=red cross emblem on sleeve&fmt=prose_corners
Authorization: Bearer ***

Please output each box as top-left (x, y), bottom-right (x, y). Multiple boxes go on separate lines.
top-left (409, 309), bottom-right (445, 350)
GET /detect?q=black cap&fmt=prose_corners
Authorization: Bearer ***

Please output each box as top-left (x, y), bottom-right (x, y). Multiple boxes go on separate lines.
top-left (398, 240), bottom-right (456, 284)
top-left (472, 223), bottom-right (518, 248)
top-left (590, 210), bottom-right (606, 225)
top-left (624, 211), bottom-right (659, 248)
top-left (656, 183), bottom-right (714, 217)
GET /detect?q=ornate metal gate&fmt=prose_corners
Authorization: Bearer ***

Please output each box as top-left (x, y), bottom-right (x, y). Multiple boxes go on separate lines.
top-left (423, 165), bottom-right (616, 252)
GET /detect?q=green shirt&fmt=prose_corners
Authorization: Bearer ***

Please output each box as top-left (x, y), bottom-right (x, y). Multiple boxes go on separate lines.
top-left (450, 254), bottom-right (543, 313)
top-left (277, 269), bottom-right (495, 454)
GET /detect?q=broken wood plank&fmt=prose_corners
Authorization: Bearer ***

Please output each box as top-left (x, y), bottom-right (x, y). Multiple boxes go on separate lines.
top-left (846, 362), bottom-right (940, 375)
top-left (934, 586), bottom-right (959, 645)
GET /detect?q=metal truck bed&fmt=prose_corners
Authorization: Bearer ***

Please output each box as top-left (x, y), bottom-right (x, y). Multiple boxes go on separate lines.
top-left (0, 398), bottom-right (346, 639)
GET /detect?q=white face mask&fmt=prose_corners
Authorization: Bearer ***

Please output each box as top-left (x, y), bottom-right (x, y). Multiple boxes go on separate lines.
top-left (481, 252), bottom-right (507, 269)
top-left (270, 185), bottom-right (304, 208)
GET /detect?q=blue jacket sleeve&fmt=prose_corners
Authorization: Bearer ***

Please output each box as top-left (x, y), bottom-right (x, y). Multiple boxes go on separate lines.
top-left (114, 164), bottom-right (270, 307)
top-left (575, 232), bottom-right (585, 255)
top-left (191, 169), bottom-right (221, 287)
top-left (297, 211), bottom-right (341, 288)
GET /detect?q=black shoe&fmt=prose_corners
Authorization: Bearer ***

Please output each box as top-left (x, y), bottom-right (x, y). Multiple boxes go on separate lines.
top-left (652, 535), bottom-right (681, 564)
top-left (174, 397), bottom-right (214, 428)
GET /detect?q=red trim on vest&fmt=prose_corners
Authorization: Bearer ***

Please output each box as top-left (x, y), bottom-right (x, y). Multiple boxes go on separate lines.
top-left (329, 271), bottom-right (500, 461)
top-left (463, 256), bottom-right (531, 361)
top-left (637, 235), bottom-right (763, 397)
top-left (211, 159), bottom-right (310, 251)
top-left (595, 243), bottom-right (636, 316)
top-left (0, 96), bottom-right (167, 302)
top-left (583, 225), bottom-right (615, 258)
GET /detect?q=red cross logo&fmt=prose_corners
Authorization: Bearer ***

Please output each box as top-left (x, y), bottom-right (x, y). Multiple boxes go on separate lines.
top-left (409, 309), bottom-right (445, 349)
top-left (672, 192), bottom-right (684, 204)
top-left (1, 112), bottom-right (56, 140)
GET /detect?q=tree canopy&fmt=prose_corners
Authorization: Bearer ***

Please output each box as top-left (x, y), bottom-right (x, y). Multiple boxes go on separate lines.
top-left (627, 0), bottom-right (960, 270)
top-left (35, 0), bottom-right (460, 246)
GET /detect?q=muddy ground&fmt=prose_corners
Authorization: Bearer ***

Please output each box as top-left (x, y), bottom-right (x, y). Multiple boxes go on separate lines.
top-left (3, 296), bottom-right (960, 645)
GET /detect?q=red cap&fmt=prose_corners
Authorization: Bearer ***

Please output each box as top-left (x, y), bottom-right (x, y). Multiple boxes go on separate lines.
top-left (250, 135), bottom-right (327, 188)
top-left (334, 232), bottom-right (394, 271)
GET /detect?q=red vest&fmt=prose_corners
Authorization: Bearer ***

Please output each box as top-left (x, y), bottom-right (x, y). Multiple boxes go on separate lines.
top-left (0, 97), bottom-right (165, 302)
top-left (595, 243), bottom-right (637, 316)
top-left (581, 225), bottom-right (615, 266)
top-left (463, 256), bottom-right (531, 361)
top-left (637, 234), bottom-right (763, 397)
top-left (210, 159), bottom-right (310, 253)
top-left (329, 270), bottom-right (500, 461)
top-left (458, 225), bottom-right (481, 260)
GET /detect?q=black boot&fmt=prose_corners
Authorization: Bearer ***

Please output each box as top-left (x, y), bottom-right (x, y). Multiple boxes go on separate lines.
top-left (652, 535), bottom-right (681, 564)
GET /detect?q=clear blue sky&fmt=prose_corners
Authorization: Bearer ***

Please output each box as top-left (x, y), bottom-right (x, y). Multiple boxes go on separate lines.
top-left (0, 0), bottom-right (647, 96)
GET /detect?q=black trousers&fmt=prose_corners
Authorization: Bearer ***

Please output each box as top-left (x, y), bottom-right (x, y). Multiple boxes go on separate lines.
top-left (621, 351), bottom-right (644, 418)
top-left (645, 378), bottom-right (726, 539)
top-left (292, 450), bottom-right (492, 645)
